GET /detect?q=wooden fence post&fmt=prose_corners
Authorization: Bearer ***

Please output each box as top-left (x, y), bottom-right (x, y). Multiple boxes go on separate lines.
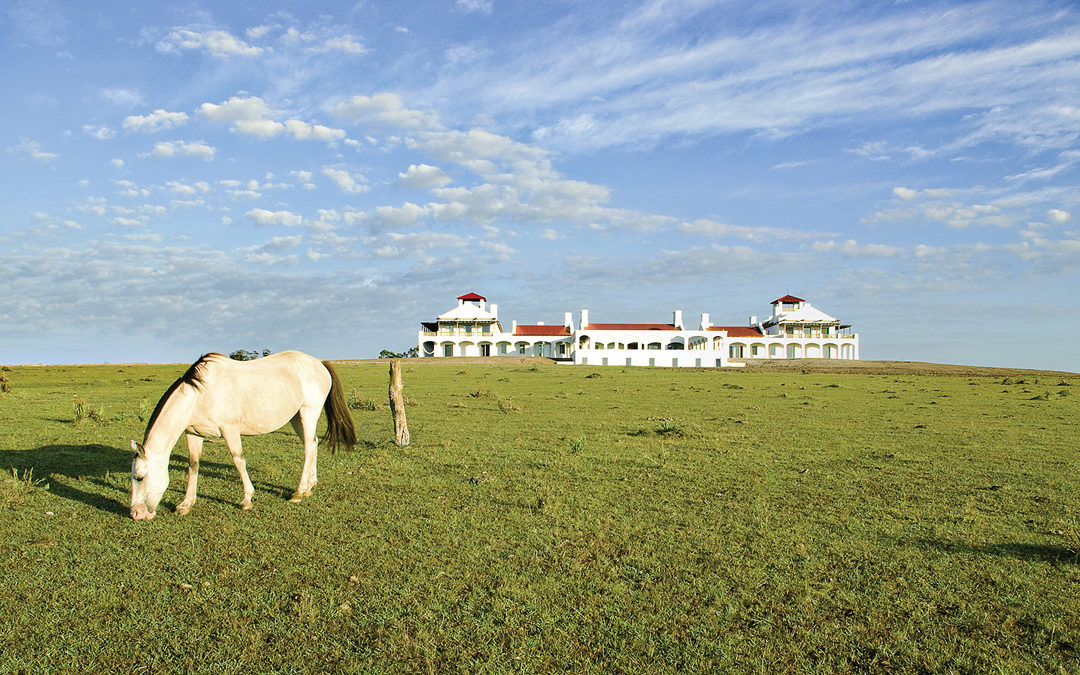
top-left (388, 359), bottom-right (410, 446)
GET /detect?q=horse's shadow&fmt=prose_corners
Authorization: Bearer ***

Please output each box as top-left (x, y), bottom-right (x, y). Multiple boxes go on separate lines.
top-left (915, 537), bottom-right (1079, 564)
top-left (0, 443), bottom-right (298, 516)
top-left (0, 444), bottom-right (132, 515)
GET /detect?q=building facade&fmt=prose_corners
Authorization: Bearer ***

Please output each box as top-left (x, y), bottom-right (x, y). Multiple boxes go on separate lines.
top-left (418, 292), bottom-right (859, 367)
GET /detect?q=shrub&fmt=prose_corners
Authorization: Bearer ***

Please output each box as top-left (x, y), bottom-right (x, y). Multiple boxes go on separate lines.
top-left (0, 468), bottom-right (46, 508)
top-left (347, 390), bottom-right (379, 411)
top-left (654, 418), bottom-right (685, 436)
top-left (73, 396), bottom-right (106, 423)
top-left (0, 374), bottom-right (10, 394)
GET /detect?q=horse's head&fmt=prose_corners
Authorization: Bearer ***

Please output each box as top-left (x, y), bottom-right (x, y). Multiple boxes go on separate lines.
top-left (130, 440), bottom-right (169, 520)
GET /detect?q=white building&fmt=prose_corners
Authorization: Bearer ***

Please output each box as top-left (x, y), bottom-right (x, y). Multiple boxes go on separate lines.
top-left (418, 292), bottom-right (859, 367)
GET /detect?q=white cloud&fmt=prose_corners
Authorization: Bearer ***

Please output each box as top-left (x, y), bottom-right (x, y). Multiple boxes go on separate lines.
top-left (82, 124), bottom-right (115, 140)
top-left (76, 198), bottom-right (106, 216)
top-left (123, 109), bottom-right (189, 133)
top-left (246, 25), bottom-right (274, 40)
top-left (680, 218), bottom-right (828, 242)
top-left (848, 141), bottom-right (890, 161)
top-left (100, 88), bottom-right (144, 108)
top-left (199, 96), bottom-right (275, 123)
top-left (893, 187), bottom-right (919, 201)
top-left (245, 251), bottom-right (299, 266)
top-left (283, 120), bottom-right (346, 144)
top-left (151, 140), bottom-right (215, 160)
top-left (244, 235), bottom-right (303, 258)
top-left (309, 35), bottom-right (367, 55)
top-left (456, 0), bottom-right (494, 14)
top-left (426, 3), bottom-right (1080, 154)
top-left (398, 164), bottom-right (452, 189)
top-left (329, 93), bottom-right (442, 130)
top-left (166, 180), bottom-right (210, 196)
top-left (234, 119), bottom-right (286, 139)
top-left (914, 244), bottom-right (948, 257)
top-left (200, 96), bottom-right (346, 144)
top-left (246, 208), bottom-right (303, 227)
top-left (368, 202), bottom-right (429, 231)
top-left (9, 138), bottom-right (57, 162)
top-left (1048, 209), bottom-right (1072, 224)
top-left (322, 168), bottom-right (369, 194)
top-left (811, 239), bottom-right (901, 258)
top-left (157, 28), bottom-right (264, 58)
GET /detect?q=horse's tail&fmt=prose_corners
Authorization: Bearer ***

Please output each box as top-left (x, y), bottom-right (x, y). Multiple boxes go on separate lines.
top-left (321, 361), bottom-right (356, 453)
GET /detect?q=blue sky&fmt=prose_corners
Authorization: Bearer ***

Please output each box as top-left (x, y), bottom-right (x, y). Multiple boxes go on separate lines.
top-left (2, 0), bottom-right (1078, 370)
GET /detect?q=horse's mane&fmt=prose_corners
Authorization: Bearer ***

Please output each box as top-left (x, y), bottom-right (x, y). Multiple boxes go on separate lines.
top-left (142, 353), bottom-right (220, 443)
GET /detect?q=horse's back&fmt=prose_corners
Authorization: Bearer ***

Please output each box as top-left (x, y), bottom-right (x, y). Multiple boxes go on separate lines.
top-left (191, 351), bottom-right (332, 435)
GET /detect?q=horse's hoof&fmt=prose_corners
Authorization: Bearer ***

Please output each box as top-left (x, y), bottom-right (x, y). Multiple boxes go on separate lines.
top-left (241, 501), bottom-right (254, 511)
top-left (175, 504), bottom-right (191, 515)
top-left (289, 493), bottom-right (303, 503)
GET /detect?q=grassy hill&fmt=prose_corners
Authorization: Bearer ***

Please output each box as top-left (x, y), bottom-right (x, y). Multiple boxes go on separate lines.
top-left (1, 359), bottom-right (1078, 672)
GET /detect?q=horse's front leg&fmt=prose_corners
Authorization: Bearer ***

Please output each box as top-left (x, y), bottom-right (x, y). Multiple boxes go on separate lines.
top-left (289, 411), bottom-right (319, 502)
top-left (222, 427), bottom-right (255, 510)
top-left (175, 433), bottom-right (203, 515)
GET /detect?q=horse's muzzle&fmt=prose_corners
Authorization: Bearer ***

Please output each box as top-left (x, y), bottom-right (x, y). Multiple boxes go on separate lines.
top-left (131, 506), bottom-right (156, 520)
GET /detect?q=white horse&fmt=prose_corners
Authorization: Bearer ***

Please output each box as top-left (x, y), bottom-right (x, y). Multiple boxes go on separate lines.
top-left (130, 351), bottom-right (356, 520)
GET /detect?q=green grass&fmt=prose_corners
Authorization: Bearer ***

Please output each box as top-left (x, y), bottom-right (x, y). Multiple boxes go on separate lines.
top-left (1, 361), bottom-right (1079, 672)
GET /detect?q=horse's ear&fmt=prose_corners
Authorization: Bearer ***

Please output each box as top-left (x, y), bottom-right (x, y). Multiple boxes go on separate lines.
top-left (131, 440), bottom-right (144, 455)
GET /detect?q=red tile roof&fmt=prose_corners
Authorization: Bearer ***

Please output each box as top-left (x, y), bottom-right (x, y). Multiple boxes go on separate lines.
top-left (584, 323), bottom-right (677, 331)
top-left (514, 325), bottom-right (571, 336)
top-left (708, 326), bottom-right (764, 337)
top-left (773, 294), bottom-right (804, 304)
top-left (457, 292), bottom-right (486, 301)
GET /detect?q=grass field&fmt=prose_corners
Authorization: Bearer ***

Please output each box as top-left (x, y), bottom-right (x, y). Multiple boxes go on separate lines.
top-left (1, 358), bottom-right (1079, 672)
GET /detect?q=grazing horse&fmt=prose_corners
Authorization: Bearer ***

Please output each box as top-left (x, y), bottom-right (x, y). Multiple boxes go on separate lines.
top-left (130, 351), bottom-right (356, 520)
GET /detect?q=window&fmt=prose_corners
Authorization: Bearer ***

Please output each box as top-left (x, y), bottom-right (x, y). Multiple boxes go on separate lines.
top-left (804, 327), bottom-right (812, 338)
top-left (602, 357), bottom-right (609, 366)
top-left (443, 344), bottom-right (454, 357)
top-left (480, 344), bottom-right (491, 357)
top-left (648, 357), bottom-right (656, 367)
top-left (464, 324), bottom-right (473, 335)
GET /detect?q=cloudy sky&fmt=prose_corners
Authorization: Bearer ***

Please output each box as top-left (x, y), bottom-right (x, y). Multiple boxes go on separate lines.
top-left (2, 0), bottom-right (1078, 370)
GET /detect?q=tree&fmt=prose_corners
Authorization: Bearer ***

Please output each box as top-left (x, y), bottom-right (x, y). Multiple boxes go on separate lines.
top-left (379, 346), bottom-right (418, 359)
top-left (229, 348), bottom-right (271, 361)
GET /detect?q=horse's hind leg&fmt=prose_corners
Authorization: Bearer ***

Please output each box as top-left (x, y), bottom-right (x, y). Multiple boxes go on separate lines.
top-left (175, 433), bottom-right (203, 515)
top-left (223, 427), bottom-right (255, 510)
top-left (289, 408), bottom-right (319, 502)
